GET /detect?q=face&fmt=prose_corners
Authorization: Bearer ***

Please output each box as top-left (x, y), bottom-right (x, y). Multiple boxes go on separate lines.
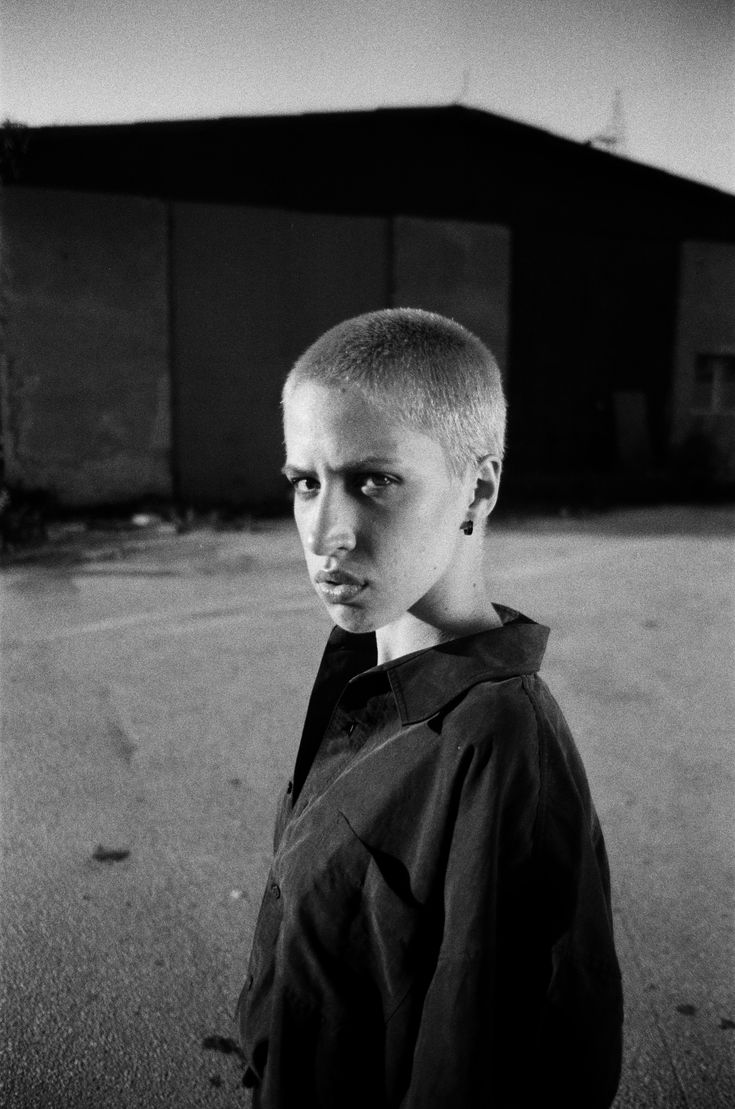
top-left (282, 381), bottom-right (474, 636)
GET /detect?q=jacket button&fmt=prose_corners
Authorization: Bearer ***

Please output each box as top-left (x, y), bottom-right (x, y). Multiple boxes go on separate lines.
top-left (270, 882), bottom-right (281, 899)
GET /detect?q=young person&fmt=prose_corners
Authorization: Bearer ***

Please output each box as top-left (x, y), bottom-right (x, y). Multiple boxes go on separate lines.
top-left (238, 308), bottom-right (623, 1108)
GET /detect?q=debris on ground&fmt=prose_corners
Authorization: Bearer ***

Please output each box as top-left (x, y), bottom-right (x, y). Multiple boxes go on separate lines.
top-left (201, 1035), bottom-right (245, 1062)
top-left (91, 845), bottom-right (131, 864)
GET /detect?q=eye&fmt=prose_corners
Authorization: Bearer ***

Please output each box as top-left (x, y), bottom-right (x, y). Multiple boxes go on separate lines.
top-left (358, 473), bottom-right (396, 494)
top-left (287, 475), bottom-right (319, 497)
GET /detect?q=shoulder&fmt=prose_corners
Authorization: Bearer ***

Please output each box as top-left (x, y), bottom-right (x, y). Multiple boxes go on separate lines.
top-left (445, 670), bottom-right (583, 762)
top-left (429, 676), bottom-right (546, 840)
top-left (439, 671), bottom-right (545, 769)
top-left (437, 671), bottom-right (595, 824)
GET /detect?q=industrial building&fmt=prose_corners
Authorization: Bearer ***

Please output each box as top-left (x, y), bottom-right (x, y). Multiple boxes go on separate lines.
top-left (2, 106), bottom-right (734, 509)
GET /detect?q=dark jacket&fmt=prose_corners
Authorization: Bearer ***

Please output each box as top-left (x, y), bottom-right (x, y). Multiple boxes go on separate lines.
top-left (238, 606), bottom-right (623, 1107)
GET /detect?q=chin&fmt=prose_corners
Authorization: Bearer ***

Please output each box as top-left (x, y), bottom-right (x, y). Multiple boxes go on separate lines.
top-left (327, 603), bottom-right (380, 635)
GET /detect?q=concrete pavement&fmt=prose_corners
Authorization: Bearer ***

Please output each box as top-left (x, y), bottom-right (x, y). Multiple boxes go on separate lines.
top-left (1, 506), bottom-right (733, 1107)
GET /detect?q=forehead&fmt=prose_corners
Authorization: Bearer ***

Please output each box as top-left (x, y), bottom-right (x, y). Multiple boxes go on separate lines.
top-left (283, 380), bottom-right (445, 470)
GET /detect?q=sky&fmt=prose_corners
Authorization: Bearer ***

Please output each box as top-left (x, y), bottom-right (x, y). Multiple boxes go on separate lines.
top-left (2, 0), bottom-right (734, 193)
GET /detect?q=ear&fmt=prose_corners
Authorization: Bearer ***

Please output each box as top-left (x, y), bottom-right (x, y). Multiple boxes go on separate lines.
top-left (467, 455), bottom-right (501, 520)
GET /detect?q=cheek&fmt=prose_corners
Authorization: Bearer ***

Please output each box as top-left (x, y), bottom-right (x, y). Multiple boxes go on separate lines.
top-left (383, 504), bottom-right (458, 572)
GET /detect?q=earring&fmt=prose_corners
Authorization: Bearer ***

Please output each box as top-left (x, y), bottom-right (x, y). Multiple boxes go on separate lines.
top-left (460, 520), bottom-right (474, 536)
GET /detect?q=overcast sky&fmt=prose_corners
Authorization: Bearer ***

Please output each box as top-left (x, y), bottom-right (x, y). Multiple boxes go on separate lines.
top-left (2, 0), bottom-right (734, 193)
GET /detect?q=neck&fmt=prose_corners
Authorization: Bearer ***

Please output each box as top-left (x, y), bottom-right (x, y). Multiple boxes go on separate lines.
top-left (375, 607), bottom-right (501, 664)
top-left (375, 548), bottom-right (501, 664)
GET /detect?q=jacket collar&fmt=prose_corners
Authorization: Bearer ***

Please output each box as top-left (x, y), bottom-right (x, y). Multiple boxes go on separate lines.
top-left (324, 605), bottom-right (549, 726)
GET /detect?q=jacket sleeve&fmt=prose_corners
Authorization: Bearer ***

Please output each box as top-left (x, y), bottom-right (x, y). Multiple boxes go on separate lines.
top-left (395, 679), bottom-right (623, 1109)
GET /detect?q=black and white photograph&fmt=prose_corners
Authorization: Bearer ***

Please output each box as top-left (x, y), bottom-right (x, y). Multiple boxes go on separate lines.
top-left (1, 2), bottom-right (734, 1106)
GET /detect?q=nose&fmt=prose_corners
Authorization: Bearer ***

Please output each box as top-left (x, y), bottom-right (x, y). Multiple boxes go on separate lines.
top-left (304, 485), bottom-right (356, 557)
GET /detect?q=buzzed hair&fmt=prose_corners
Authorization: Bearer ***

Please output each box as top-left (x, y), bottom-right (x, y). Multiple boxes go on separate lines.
top-left (283, 308), bottom-right (507, 476)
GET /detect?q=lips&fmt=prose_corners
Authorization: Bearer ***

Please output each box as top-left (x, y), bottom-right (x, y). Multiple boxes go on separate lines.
top-left (314, 569), bottom-right (365, 604)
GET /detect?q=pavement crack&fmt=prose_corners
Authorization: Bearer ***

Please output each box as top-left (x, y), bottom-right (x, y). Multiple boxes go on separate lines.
top-left (102, 684), bottom-right (143, 763)
top-left (105, 718), bottom-right (138, 763)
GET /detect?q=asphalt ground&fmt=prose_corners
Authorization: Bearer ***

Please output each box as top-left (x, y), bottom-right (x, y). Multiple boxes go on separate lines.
top-left (1, 505), bottom-right (733, 1107)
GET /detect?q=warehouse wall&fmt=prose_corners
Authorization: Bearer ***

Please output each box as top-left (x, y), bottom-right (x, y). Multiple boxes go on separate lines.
top-left (0, 192), bottom-right (514, 510)
top-left (10, 183), bottom-right (722, 509)
top-left (170, 204), bottom-right (390, 505)
top-left (507, 230), bottom-right (679, 489)
top-left (671, 241), bottom-right (735, 480)
top-left (0, 187), bottom-right (171, 505)
top-left (394, 217), bottom-right (511, 371)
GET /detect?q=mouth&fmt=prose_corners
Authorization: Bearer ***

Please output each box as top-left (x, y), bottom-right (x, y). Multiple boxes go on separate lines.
top-left (314, 569), bottom-right (366, 604)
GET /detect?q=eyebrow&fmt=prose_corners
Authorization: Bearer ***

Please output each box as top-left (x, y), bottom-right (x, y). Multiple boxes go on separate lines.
top-left (281, 456), bottom-right (399, 476)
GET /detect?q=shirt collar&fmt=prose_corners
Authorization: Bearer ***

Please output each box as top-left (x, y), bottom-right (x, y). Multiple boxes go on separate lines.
top-left (324, 605), bottom-right (550, 726)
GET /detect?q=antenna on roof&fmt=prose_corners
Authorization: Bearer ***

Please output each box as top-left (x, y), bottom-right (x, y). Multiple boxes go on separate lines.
top-left (586, 89), bottom-right (627, 155)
